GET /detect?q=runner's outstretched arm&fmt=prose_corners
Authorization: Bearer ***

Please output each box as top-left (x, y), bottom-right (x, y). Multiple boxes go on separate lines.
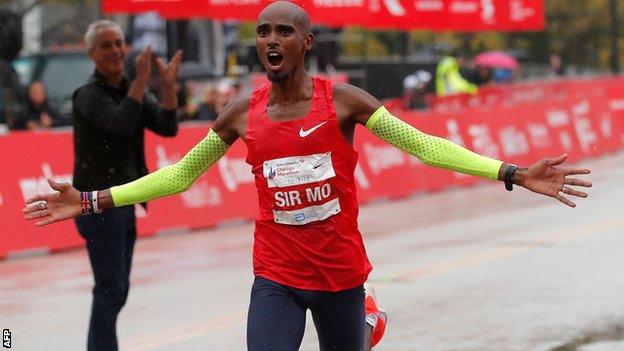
top-left (110, 129), bottom-right (229, 206)
top-left (333, 84), bottom-right (592, 208)
top-left (366, 106), bottom-right (502, 180)
top-left (23, 97), bottom-right (248, 226)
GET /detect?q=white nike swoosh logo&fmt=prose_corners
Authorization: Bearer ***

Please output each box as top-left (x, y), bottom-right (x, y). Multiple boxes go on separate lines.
top-left (299, 121), bottom-right (327, 137)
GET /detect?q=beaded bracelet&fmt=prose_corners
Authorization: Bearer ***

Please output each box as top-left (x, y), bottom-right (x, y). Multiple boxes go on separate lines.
top-left (80, 191), bottom-right (93, 215)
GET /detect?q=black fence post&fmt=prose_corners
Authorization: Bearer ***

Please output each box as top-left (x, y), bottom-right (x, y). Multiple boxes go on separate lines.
top-left (611, 0), bottom-right (620, 73)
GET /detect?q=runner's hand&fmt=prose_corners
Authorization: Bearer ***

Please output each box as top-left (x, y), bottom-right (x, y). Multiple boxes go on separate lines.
top-left (518, 154), bottom-right (592, 207)
top-left (22, 179), bottom-right (81, 226)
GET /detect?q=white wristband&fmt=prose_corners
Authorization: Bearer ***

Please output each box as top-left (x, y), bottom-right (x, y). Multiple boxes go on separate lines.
top-left (91, 191), bottom-right (101, 214)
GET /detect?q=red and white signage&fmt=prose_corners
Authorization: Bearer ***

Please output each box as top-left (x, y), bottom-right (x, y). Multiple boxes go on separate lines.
top-left (102, 0), bottom-right (544, 31)
top-left (431, 77), bottom-right (624, 112)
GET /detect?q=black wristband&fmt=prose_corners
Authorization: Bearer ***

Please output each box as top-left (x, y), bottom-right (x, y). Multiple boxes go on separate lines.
top-left (504, 164), bottom-right (517, 191)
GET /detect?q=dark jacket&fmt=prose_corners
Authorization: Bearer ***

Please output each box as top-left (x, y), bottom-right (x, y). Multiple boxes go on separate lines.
top-left (0, 59), bottom-right (26, 127)
top-left (72, 70), bottom-right (178, 192)
top-left (14, 99), bottom-right (60, 129)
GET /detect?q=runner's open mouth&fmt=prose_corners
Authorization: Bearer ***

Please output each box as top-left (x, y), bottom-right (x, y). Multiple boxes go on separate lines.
top-left (268, 52), bottom-right (283, 67)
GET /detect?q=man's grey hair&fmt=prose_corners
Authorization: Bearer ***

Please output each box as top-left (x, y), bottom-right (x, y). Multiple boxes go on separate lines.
top-left (84, 20), bottom-right (124, 52)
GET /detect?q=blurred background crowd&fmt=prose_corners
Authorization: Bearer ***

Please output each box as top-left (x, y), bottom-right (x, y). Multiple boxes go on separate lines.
top-left (0, 0), bottom-right (621, 133)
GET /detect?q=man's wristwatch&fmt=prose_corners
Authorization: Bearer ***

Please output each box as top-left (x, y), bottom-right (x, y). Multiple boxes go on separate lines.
top-left (504, 164), bottom-right (517, 191)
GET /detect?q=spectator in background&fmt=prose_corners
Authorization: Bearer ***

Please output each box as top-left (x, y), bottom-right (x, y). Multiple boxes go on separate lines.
top-left (549, 53), bottom-right (565, 77)
top-left (435, 56), bottom-right (478, 97)
top-left (197, 85), bottom-right (220, 121)
top-left (177, 80), bottom-right (198, 121)
top-left (72, 20), bottom-right (181, 351)
top-left (463, 64), bottom-right (494, 86)
top-left (402, 70), bottom-right (432, 110)
top-left (0, 9), bottom-right (26, 128)
top-left (0, 59), bottom-right (26, 129)
top-left (311, 26), bottom-right (341, 73)
top-left (491, 68), bottom-right (515, 84)
top-left (16, 81), bottom-right (60, 130)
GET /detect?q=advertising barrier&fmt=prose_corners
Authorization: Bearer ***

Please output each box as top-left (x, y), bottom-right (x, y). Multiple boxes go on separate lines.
top-left (431, 76), bottom-right (624, 112)
top-left (103, 0), bottom-right (544, 31)
top-left (1, 77), bottom-right (623, 258)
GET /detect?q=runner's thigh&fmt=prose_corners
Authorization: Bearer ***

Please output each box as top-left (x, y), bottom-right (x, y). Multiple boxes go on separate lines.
top-left (247, 276), bottom-right (307, 351)
top-left (311, 285), bottom-right (365, 351)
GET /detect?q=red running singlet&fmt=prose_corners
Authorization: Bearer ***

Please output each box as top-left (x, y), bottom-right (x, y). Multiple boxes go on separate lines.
top-left (245, 77), bottom-right (372, 291)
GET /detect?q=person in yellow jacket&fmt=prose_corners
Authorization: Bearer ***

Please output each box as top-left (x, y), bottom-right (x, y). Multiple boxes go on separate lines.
top-left (435, 56), bottom-right (478, 96)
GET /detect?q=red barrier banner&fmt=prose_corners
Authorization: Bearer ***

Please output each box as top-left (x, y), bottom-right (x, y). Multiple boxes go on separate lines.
top-left (1, 132), bottom-right (80, 256)
top-left (102, 0), bottom-right (544, 31)
top-left (1, 77), bottom-right (623, 258)
top-left (431, 77), bottom-right (624, 112)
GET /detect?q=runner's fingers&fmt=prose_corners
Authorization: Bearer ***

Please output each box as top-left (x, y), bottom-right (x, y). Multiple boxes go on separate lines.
top-left (555, 193), bottom-right (576, 208)
top-left (564, 178), bottom-right (592, 187)
top-left (23, 202), bottom-right (47, 213)
top-left (565, 168), bottom-right (591, 176)
top-left (22, 203), bottom-right (37, 213)
top-left (560, 186), bottom-right (587, 198)
top-left (25, 195), bottom-right (46, 204)
top-left (24, 210), bottom-right (50, 220)
top-left (546, 154), bottom-right (567, 166)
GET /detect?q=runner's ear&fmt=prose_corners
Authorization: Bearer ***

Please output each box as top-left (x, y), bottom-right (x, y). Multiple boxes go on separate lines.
top-left (304, 32), bottom-right (314, 51)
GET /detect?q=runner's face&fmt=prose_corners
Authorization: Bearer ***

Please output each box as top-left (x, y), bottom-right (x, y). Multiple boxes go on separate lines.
top-left (256, 12), bottom-right (312, 83)
top-left (89, 27), bottom-right (127, 79)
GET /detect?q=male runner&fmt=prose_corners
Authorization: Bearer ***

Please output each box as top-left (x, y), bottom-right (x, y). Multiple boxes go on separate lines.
top-left (24, 2), bottom-right (592, 350)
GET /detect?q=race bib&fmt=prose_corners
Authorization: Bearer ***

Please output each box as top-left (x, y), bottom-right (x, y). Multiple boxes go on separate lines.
top-left (263, 152), bottom-right (341, 225)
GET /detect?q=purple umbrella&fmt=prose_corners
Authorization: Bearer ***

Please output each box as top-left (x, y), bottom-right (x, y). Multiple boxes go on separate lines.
top-left (474, 51), bottom-right (519, 70)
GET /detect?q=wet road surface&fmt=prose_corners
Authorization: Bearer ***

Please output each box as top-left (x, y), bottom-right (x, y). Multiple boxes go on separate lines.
top-left (1, 151), bottom-right (623, 351)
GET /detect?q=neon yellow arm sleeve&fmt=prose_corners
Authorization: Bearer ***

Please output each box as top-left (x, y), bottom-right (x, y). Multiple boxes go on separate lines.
top-left (366, 107), bottom-right (502, 180)
top-left (110, 129), bottom-right (230, 207)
